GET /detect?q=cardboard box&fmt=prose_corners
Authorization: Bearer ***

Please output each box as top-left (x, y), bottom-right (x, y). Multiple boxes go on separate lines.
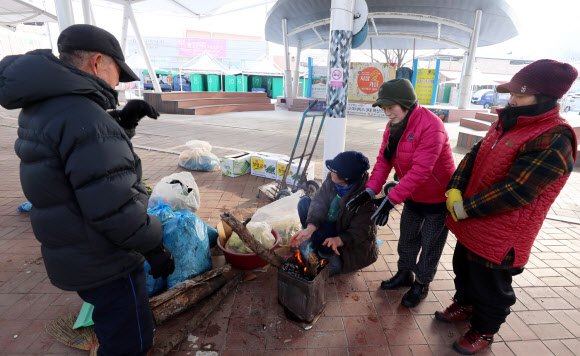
top-left (276, 158), bottom-right (315, 185)
top-left (221, 152), bottom-right (252, 177)
top-left (251, 152), bottom-right (288, 180)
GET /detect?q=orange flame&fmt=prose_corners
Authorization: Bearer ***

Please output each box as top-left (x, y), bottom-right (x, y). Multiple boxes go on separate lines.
top-left (291, 250), bottom-right (307, 269)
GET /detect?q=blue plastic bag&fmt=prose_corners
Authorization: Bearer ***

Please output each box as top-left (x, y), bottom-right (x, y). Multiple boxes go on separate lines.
top-left (163, 212), bottom-right (212, 289)
top-left (17, 202), bottom-right (32, 212)
top-left (147, 200), bottom-right (176, 225)
top-left (144, 261), bottom-right (167, 297)
top-left (178, 155), bottom-right (220, 171)
top-left (174, 209), bottom-right (218, 247)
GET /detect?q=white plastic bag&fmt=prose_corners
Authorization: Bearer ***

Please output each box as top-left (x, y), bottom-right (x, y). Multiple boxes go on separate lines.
top-left (178, 140), bottom-right (220, 171)
top-left (148, 172), bottom-right (201, 211)
top-left (251, 192), bottom-right (303, 246)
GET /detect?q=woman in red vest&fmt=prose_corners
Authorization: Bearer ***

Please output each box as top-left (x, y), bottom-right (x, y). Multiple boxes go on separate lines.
top-left (439, 59), bottom-right (578, 355)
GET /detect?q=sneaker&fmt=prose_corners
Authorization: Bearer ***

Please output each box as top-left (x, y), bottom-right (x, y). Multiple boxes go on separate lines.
top-left (453, 326), bottom-right (494, 355)
top-left (380, 269), bottom-right (414, 290)
top-left (435, 298), bottom-right (472, 323)
top-left (401, 281), bottom-right (429, 308)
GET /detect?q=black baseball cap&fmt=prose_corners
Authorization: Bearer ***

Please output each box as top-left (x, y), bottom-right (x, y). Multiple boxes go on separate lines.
top-left (326, 151), bottom-right (370, 181)
top-left (57, 24), bottom-right (139, 82)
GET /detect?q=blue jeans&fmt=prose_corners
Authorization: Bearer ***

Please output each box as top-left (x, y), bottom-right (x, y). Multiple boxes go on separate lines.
top-left (297, 196), bottom-right (343, 275)
top-left (77, 265), bottom-right (153, 356)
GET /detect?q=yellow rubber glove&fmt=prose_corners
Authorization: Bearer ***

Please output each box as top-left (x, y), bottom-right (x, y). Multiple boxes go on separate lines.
top-left (446, 189), bottom-right (463, 222)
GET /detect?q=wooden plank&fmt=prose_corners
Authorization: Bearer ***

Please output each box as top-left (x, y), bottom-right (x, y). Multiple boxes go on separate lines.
top-left (193, 104), bottom-right (275, 115)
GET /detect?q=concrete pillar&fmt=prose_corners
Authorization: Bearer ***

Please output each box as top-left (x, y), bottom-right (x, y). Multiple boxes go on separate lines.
top-left (458, 10), bottom-right (482, 109)
top-left (292, 40), bottom-right (302, 98)
top-left (126, 2), bottom-right (161, 92)
top-left (54, 0), bottom-right (75, 32)
top-left (323, 0), bottom-right (355, 177)
top-left (120, 5), bottom-right (129, 55)
top-left (282, 19), bottom-right (293, 99)
top-left (81, 0), bottom-right (94, 25)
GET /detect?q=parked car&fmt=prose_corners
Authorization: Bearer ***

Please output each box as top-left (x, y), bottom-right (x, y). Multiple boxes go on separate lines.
top-left (471, 89), bottom-right (509, 109)
top-left (562, 92), bottom-right (580, 113)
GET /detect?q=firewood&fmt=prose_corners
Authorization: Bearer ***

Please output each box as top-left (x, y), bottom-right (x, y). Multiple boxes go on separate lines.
top-left (149, 264), bottom-right (231, 309)
top-left (151, 274), bottom-right (228, 325)
top-left (305, 253), bottom-right (319, 279)
top-left (150, 271), bottom-right (243, 356)
top-left (220, 212), bottom-right (285, 267)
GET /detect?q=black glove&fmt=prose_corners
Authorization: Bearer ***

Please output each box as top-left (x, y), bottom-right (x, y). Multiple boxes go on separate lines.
top-left (117, 100), bottom-right (159, 130)
top-left (370, 197), bottom-right (395, 226)
top-left (143, 243), bottom-right (175, 279)
top-left (346, 190), bottom-right (372, 212)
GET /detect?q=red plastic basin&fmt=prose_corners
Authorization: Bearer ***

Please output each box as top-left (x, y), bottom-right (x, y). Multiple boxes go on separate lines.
top-left (217, 229), bottom-right (280, 270)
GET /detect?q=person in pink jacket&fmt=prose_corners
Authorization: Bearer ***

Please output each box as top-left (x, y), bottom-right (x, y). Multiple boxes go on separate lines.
top-left (347, 78), bottom-right (456, 308)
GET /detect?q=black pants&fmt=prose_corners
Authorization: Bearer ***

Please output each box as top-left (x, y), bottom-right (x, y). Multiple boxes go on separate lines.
top-left (398, 204), bottom-right (449, 284)
top-left (78, 265), bottom-right (153, 356)
top-left (453, 242), bottom-right (517, 334)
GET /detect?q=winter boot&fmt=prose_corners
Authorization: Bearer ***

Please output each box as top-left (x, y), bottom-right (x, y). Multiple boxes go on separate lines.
top-left (453, 326), bottom-right (494, 355)
top-left (435, 298), bottom-right (473, 323)
top-left (401, 281), bottom-right (429, 308)
top-left (380, 269), bottom-right (414, 290)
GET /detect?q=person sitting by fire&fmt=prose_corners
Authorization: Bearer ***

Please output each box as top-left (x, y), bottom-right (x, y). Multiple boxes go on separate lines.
top-left (289, 151), bottom-right (379, 276)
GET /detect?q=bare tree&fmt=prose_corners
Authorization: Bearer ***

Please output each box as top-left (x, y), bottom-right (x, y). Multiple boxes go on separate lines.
top-left (378, 48), bottom-right (411, 69)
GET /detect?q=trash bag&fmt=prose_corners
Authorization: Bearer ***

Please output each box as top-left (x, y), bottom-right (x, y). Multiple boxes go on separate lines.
top-left (251, 192), bottom-right (303, 246)
top-left (148, 172), bottom-right (201, 212)
top-left (174, 209), bottom-right (219, 247)
top-left (163, 212), bottom-right (212, 289)
top-left (17, 202), bottom-right (32, 212)
top-left (178, 140), bottom-right (220, 171)
top-left (226, 222), bottom-right (275, 254)
top-left (144, 261), bottom-right (167, 297)
top-left (147, 200), bottom-right (176, 225)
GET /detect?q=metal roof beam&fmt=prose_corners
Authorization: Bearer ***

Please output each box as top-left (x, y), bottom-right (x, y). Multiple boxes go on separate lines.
top-left (369, 12), bottom-right (473, 34)
top-left (10, 0), bottom-right (57, 21)
top-left (302, 39), bottom-right (327, 51)
top-left (370, 17), bottom-right (378, 35)
top-left (368, 32), bottom-right (468, 50)
top-left (312, 27), bottom-right (323, 41)
top-left (287, 18), bottom-right (330, 37)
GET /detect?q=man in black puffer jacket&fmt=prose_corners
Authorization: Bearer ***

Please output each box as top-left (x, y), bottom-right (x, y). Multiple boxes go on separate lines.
top-left (0, 24), bottom-right (174, 356)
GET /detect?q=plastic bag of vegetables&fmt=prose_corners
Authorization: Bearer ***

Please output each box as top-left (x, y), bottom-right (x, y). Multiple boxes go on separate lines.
top-left (226, 222), bottom-right (275, 254)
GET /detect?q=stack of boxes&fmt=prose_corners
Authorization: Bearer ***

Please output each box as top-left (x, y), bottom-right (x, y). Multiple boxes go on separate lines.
top-left (221, 151), bottom-right (315, 183)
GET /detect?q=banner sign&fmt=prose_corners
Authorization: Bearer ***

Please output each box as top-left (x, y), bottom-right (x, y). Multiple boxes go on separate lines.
top-left (348, 62), bottom-right (396, 101)
top-left (178, 39), bottom-right (227, 57)
top-left (414, 68), bottom-right (436, 105)
top-left (311, 65), bottom-right (328, 99)
top-left (346, 102), bottom-right (384, 116)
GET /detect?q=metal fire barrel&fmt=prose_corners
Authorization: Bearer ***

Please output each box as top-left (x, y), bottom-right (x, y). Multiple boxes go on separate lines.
top-left (277, 264), bottom-right (329, 323)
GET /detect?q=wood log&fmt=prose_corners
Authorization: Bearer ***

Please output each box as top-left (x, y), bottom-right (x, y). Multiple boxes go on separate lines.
top-left (306, 253), bottom-right (319, 279)
top-left (151, 274), bottom-right (227, 325)
top-left (149, 264), bottom-right (231, 308)
top-left (151, 271), bottom-right (243, 356)
top-left (220, 212), bottom-right (285, 268)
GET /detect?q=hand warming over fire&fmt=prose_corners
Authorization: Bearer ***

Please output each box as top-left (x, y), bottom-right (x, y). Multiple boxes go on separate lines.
top-left (322, 236), bottom-right (344, 255)
top-left (289, 224), bottom-right (317, 247)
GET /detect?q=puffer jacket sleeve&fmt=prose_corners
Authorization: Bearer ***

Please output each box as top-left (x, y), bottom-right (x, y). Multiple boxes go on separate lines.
top-left (388, 118), bottom-right (446, 204)
top-left (58, 105), bottom-right (162, 254)
top-left (306, 174), bottom-right (335, 228)
top-left (366, 124), bottom-right (393, 194)
top-left (337, 202), bottom-right (375, 246)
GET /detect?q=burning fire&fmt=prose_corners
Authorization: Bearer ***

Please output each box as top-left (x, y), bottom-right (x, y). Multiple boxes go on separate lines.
top-left (291, 250), bottom-right (307, 273)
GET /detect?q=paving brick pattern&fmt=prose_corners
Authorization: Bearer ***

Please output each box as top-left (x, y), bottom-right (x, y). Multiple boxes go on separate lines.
top-left (1, 106), bottom-right (580, 355)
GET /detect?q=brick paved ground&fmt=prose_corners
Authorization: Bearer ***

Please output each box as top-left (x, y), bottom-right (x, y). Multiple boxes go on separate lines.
top-left (1, 106), bottom-right (580, 355)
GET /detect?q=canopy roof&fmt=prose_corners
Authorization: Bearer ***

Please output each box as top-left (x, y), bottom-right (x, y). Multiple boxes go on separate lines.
top-left (181, 53), bottom-right (230, 74)
top-left (265, 0), bottom-right (519, 51)
top-left (0, 0), bottom-right (57, 31)
top-left (243, 57), bottom-right (284, 76)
